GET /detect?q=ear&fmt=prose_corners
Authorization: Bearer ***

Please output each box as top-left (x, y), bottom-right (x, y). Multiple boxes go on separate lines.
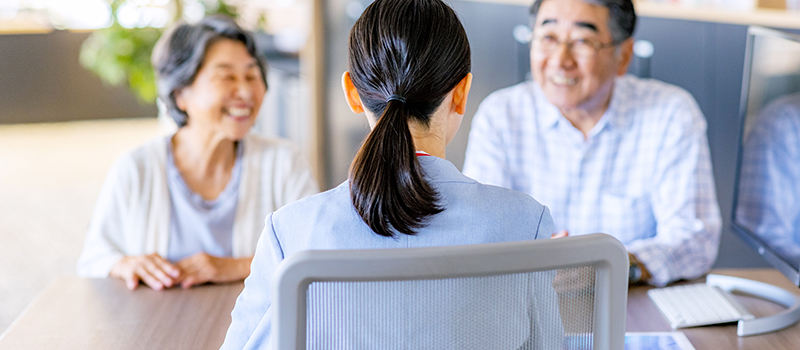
top-left (341, 72), bottom-right (364, 114)
top-left (452, 73), bottom-right (473, 115)
top-left (616, 38), bottom-right (634, 76)
top-left (174, 88), bottom-right (188, 112)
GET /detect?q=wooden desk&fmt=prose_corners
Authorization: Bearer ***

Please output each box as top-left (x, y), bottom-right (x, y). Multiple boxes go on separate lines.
top-left (628, 268), bottom-right (800, 349)
top-left (0, 277), bottom-right (244, 350)
top-left (4, 269), bottom-right (799, 349)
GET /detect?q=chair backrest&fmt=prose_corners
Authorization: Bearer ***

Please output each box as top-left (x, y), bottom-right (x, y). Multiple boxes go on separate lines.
top-left (272, 233), bottom-right (629, 350)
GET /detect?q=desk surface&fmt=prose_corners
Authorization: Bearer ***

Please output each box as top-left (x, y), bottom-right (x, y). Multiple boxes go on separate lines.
top-left (2, 269), bottom-right (799, 349)
top-left (0, 277), bottom-right (244, 350)
top-left (628, 268), bottom-right (800, 349)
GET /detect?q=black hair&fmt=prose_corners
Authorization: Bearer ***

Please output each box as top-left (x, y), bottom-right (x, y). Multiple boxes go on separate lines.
top-left (530, 0), bottom-right (636, 44)
top-left (152, 15), bottom-right (268, 127)
top-left (347, 0), bottom-right (471, 238)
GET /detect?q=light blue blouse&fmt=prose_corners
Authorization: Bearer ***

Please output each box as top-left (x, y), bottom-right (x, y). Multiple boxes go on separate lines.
top-left (165, 139), bottom-right (243, 263)
top-left (221, 156), bottom-right (556, 349)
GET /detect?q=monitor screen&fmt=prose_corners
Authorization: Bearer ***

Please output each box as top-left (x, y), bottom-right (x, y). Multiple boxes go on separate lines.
top-left (732, 26), bottom-right (800, 286)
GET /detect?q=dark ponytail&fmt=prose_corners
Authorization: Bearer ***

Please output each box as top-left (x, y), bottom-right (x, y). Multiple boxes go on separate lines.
top-left (347, 0), bottom-right (471, 237)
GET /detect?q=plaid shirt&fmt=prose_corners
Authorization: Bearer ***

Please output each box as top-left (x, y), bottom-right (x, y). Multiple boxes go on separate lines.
top-left (463, 75), bottom-right (722, 286)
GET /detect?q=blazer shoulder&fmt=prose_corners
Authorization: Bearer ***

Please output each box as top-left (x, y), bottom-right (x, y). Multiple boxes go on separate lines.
top-left (442, 179), bottom-right (547, 220)
top-left (480, 182), bottom-right (545, 212)
top-left (273, 182), bottom-right (350, 220)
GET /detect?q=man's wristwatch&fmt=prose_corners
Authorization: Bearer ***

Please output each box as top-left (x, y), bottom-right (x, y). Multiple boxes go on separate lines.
top-left (629, 260), bottom-right (643, 284)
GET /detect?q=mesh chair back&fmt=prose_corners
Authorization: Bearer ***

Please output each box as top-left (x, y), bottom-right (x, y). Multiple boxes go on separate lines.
top-left (273, 233), bottom-right (628, 350)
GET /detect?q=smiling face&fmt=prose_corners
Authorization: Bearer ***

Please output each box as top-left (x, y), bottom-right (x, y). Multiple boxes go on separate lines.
top-left (531, 0), bottom-right (631, 114)
top-left (176, 39), bottom-right (266, 141)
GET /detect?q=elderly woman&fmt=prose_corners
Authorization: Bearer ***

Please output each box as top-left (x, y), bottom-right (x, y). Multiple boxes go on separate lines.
top-left (77, 15), bottom-right (319, 290)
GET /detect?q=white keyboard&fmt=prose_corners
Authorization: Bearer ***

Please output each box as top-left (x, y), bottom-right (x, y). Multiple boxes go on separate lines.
top-left (648, 283), bottom-right (755, 329)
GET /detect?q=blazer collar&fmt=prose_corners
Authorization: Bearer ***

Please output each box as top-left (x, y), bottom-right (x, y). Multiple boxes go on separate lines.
top-left (417, 156), bottom-right (475, 184)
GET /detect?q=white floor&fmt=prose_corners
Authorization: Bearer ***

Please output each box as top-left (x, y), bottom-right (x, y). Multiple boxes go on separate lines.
top-left (0, 118), bottom-right (162, 333)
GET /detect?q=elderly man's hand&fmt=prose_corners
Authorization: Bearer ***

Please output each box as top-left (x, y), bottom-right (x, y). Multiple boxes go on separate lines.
top-left (174, 253), bottom-right (252, 289)
top-left (110, 253), bottom-right (181, 291)
top-left (629, 252), bottom-right (652, 284)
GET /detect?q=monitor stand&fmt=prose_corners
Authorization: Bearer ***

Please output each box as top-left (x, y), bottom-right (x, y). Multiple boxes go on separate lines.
top-left (706, 274), bottom-right (800, 336)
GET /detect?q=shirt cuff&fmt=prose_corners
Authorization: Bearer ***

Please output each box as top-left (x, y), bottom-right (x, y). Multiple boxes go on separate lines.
top-left (627, 244), bottom-right (672, 287)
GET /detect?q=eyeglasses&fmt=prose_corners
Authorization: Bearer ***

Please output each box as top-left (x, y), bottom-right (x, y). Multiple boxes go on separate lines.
top-left (531, 34), bottom-right (617, 58)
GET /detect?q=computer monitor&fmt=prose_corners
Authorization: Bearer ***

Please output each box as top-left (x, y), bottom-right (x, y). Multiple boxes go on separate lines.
top-left (732, 26), bottom-right (800, 287)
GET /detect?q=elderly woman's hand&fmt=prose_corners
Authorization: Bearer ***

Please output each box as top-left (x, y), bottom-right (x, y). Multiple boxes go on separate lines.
top-left (174, 253), bottom-right (252, 288)
top-left (110, 253), bottom-right (181, 291)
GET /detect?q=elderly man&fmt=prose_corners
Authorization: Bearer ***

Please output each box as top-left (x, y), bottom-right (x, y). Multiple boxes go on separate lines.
top-left (463, 0), bottom-right (721, 286)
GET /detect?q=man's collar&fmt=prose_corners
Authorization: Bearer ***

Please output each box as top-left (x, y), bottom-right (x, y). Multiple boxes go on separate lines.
top-left (604, 77), bottom-right (634, 130)
top-left (530, 83), bottom-right (562, 131)
top-left (533, 76), bottom-right (634, 134)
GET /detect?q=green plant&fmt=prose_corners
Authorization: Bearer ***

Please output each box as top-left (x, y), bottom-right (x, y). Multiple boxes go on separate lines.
top-left (80, 0), bottom-right (239, 105)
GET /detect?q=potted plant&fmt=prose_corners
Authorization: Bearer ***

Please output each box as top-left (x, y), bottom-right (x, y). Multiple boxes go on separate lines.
top-left (79, 0), bottom-right (239, 105)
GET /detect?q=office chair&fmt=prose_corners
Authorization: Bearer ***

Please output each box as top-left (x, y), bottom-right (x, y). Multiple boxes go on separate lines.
top-left (272, 233), bottom-right (629, 350)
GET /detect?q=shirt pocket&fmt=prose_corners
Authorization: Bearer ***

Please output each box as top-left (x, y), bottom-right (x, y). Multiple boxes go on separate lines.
top-left (599, 193), bottom-right (655, 243)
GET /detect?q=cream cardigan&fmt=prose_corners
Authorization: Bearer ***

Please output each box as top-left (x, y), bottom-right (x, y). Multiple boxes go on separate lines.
top-left (76, 134), bottom-right (319, 278)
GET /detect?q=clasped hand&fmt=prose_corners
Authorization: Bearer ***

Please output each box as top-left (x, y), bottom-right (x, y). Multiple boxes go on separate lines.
top-left (109, 253), bottom-right (250, 290)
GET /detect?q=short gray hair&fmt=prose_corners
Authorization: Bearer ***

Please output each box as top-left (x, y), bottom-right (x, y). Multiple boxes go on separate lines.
top-left (152, 15), bottom-right (268, 127)
top-left (529, 0), bottom-right (636, 44)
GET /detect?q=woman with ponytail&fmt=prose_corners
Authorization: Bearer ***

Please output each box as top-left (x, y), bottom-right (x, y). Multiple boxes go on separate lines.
top-left (222, 0), bottom-right (557, 348)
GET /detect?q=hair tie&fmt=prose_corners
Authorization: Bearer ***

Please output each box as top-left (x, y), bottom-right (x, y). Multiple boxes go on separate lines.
top-left (387, 94), bottom-right (407, 104)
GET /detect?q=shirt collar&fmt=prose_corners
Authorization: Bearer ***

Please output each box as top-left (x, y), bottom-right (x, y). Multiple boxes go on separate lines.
top-left (533, 76), bottom-right (634, 135)
top-left (604, 77), bottom-right (633, 130)
top-left (530, 82), bottom-right (561, 131)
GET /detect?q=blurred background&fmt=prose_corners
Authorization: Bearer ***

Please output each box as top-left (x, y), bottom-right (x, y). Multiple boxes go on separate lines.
top-left (2, 0), bottom-right (800, 335)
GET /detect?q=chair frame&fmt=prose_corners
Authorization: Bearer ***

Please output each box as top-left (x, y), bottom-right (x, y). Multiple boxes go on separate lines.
top-left (272, 233), bottom-right (629, 350)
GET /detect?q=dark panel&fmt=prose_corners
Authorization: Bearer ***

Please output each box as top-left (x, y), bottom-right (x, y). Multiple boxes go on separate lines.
top-left (447, 0), bottom-right (531, 170)
top-left (0, 31), bottom-right (156, 124)
top-left (634, 18), bottom-right (709, 115)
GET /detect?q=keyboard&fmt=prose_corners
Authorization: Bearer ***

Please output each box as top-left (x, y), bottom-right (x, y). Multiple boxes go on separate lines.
top-left (647, 283), bottom-right (755, 329)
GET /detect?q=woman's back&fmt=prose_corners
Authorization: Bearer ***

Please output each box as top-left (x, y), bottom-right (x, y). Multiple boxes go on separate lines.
top-left (272, 156), bottom-right (551, 251)
top-left (222, 156), bottom-right (558, 350)
top-left (276, 157), bottom-right (558, 349)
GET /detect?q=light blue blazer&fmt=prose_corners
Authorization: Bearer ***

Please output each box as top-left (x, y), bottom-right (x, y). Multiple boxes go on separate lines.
top-left (221, 156), bottom-right (556, 349)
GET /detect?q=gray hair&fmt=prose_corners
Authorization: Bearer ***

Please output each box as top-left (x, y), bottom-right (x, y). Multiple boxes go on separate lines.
top-left (152, 15), bottom-right (268, 127)
top-left (529, 0), bottom-right (636, 44)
